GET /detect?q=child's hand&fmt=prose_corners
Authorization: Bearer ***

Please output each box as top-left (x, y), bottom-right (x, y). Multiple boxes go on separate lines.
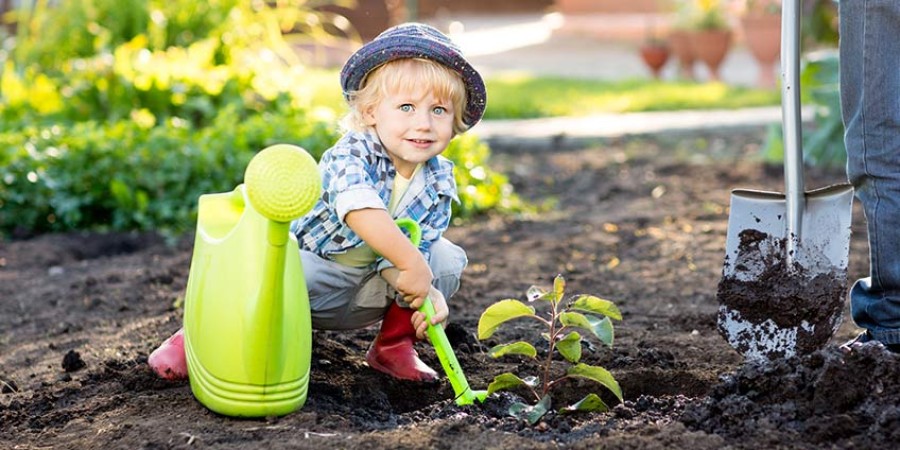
top-left (394, 260), bottom-right (433, 310)
top-left (411, 286), bottom-right (448, 340)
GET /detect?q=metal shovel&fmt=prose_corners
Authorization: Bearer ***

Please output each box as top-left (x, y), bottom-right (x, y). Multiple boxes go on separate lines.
top-left (716, 0), bottom-right (854, 361)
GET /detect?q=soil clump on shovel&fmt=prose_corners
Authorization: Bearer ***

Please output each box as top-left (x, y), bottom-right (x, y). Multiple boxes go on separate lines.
top-left (717, 229), bottom-right (848, 360)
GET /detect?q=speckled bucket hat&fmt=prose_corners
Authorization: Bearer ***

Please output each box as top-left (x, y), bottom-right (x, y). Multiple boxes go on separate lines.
top-left (340, 22), bottom-right (487, 128)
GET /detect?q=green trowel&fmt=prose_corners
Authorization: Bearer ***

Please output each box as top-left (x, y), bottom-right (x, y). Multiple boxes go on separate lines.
top-left (394, 218), bottom-right (488, 406)
top-left (182, 144), bottom-right (321, 417)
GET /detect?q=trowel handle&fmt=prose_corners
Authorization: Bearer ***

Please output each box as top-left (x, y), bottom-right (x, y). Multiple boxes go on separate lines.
top-left (393, 218), bottom-right (480, 405)
top-left (394, 217), bottom-right (423, 248)
top-left (782, 0), bottom-right (804, 262)
top-left (419, 298), bottom-right (479, 404)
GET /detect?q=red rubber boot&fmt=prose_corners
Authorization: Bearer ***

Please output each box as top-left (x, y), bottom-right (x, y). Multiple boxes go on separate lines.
top-left (148, 328), bottom-right (188, 380)
top-left (365, 303), bottom-right (438, 382)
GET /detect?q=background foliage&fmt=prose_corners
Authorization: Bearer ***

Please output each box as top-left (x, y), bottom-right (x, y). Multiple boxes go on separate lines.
top-left (0, 0), bottom-right (843, 238)
top-left (763, 50), bottom-right (845, 169)
top-left (0, 0), bottom-right (519, 238)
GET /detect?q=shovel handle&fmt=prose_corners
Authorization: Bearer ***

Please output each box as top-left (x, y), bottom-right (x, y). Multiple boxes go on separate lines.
top-left (782, 0), bottom-right (804, 264)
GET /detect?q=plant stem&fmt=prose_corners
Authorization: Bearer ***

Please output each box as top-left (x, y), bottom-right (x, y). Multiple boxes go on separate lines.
top-left (531, 315), bottom-right (552, 327)
top-left (541, 299), bottom-right (561, 397)
top-left (528, 385), bottom-right (541, 403)
top-left (546, 375), bottom-right (571, 391)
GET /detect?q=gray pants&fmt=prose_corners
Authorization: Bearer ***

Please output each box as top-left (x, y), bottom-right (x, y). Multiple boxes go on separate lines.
top-left (300, 238), bottom-right (467, 330)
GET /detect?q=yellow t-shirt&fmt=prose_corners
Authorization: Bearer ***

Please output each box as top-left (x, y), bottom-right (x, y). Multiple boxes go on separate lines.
top-left (332, 165), bottom-right (421, 267)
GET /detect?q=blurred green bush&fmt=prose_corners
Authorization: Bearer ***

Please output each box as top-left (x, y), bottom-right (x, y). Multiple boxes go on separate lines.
top-left (0, 0), bottom-right (519, 238)
top-left (763, 50), bottom-right (845, 169)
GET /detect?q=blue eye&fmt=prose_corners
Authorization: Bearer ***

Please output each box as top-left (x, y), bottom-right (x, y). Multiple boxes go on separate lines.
top-left (432, 106), bottom-right (446, 115)
top-left (400, 104), bottom-right (413, 112)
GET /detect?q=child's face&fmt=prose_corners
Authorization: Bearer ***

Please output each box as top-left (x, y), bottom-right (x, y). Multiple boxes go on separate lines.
top-left (364, 83), bottom-right (455, 179)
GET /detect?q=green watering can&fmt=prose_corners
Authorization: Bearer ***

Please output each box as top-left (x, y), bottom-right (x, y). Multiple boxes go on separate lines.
top-left (182, 144), bottom-right (321, 417)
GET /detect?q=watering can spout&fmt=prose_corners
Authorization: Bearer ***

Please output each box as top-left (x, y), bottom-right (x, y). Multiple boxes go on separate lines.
top-left (183, 144), bottom-right (321, 417)
top-left (243, 221), bottom-right (291, 383)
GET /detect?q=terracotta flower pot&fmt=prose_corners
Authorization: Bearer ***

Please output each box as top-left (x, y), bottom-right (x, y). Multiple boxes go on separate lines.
top-left (688, 29), bottom-right (733, 82)
top-left (668, 30), bottom-right (695, 80)
top-left (741, 15), bottom-right (781, 88)
top-left (639, 42), bottom-right (671, 79)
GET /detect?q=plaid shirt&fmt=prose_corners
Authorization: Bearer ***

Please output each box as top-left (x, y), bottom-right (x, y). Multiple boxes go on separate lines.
top-left (291, 130), bottom-right (459, 268)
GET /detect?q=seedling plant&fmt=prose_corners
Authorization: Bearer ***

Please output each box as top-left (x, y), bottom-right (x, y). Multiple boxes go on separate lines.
top-left (477, 275), bottom-right (623, 425)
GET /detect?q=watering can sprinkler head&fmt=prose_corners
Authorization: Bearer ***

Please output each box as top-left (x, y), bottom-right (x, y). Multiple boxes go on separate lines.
top-left (244, 144), bottom-right (320, 246)
top-left (245, 144), bottom-right (320, 224)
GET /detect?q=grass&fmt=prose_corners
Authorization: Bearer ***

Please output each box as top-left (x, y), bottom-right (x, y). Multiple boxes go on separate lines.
top-left (302, 69), bottom-right (781, 120)
top-left (483, 75), bottom-right (781, 119)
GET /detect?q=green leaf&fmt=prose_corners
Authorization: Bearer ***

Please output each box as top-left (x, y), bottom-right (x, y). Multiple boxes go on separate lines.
top-left (560, 311), bottom-right (592, 330)
top-left (567, 363), bottom-right (623, 402)
top-left (488, 342), bottom-right (538, 359)
top-left (509, 395), bottom-right (551, 425)
top-left (561, 311), bottom-right (615, 347)
top-left (557, 331), bottom-right (582, 363)
top-left (552, 274), bottom-right (566, 303)
top-left (586, 315), bottom-right (614, 347)
top-left (559, 393), bottom-right (609, 415)
top-left (570, 295), bottom-right (622, 320)
top-left (477, 299), bottom-right (536, 340)
top-left (487, 372), bottom-right (528, 395)
top-left (109, 178), bottom-right (132, 206)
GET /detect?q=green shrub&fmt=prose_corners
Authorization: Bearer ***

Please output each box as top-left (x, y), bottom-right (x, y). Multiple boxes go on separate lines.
top-left (0, 111), bottom-right (518, 237)
top-left (0, 105), bottom-right (338, 236)
top-left (1, 0), bottom-right (348, 131)
top-left (0, 34), bottom-right (340, 132)
top-left (763, 50), bottom-right (845, 169)
top-left (444, 133), bottom-right (524, 221)
top-left (0, 1), bottom-right (520, 238)
top-left (7, 0), bottom-right (240, 72)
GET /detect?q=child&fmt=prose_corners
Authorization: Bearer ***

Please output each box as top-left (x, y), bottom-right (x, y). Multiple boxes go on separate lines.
top-left (149, 23), bottom-right (486, 382)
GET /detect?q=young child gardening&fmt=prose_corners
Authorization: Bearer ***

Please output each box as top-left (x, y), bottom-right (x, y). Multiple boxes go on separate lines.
top-left (148, 23), bottom-right (486, 382)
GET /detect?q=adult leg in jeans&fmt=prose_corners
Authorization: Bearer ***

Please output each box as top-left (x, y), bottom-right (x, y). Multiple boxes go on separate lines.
top-left (840, 0), bottom-right (900, 348)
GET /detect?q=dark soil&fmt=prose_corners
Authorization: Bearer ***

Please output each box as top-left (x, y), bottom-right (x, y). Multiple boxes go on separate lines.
top-left (2, 131), bottom-right (895, 449)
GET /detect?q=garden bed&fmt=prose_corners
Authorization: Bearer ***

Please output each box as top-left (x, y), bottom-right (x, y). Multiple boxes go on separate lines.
top-left (2, 131), bottom-right (897, 449)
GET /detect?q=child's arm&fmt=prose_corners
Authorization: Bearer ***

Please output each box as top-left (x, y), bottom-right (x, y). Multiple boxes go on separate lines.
top-left (344, 208), bottom-right (433, 308)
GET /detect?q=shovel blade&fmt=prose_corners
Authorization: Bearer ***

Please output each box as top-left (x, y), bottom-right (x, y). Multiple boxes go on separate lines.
top-left (717, 183), bottom-right (853, 361)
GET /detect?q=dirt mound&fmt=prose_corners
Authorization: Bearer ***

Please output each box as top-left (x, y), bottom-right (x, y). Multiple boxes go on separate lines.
top-left (685, 345), bottom-right (900, 448)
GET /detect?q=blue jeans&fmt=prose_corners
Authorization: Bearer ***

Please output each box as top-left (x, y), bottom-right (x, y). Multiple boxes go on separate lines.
top-left (840, 0), bottom-right (900, 344)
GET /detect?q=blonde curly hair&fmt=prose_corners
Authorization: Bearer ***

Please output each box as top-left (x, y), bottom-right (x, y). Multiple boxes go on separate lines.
top-left (341, 58), bottom-right (469, 135)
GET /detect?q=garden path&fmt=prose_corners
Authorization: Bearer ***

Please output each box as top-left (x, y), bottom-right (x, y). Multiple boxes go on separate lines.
top-left (426, 12), bottom-right (807, 148)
